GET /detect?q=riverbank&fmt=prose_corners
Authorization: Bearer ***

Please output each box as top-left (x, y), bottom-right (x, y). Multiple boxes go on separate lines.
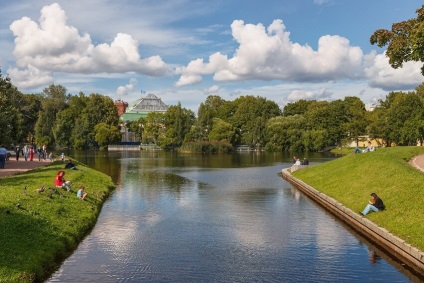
top-left (0, 160), bottom-right (115, 282)
top-left (282, 146), bottom-right (424, 277)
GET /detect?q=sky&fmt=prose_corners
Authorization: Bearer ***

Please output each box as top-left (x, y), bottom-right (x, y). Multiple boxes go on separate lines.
top-left (0, 0), bottom-right (423, 113)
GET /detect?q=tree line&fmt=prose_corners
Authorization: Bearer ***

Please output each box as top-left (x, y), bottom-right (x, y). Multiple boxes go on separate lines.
top-left (1, 68), bottom-right (424, 152)
top-left (2, 5), bottom-right (424, 152)
top-left (0, 70), bottom-right (120, 150)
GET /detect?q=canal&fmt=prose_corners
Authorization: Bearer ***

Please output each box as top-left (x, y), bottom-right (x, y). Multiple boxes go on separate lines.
top-left (48, 151), bottom-right (417, 282)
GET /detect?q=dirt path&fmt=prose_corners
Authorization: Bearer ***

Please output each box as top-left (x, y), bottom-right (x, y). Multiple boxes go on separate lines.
top-left (0, 158), bottom-right (53, 178)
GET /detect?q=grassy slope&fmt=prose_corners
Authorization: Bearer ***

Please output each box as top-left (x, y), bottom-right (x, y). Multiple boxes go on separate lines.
top-left (293, 146), bottom-right (424, 251)
top-left (0, 160), bottom-right (115, 282)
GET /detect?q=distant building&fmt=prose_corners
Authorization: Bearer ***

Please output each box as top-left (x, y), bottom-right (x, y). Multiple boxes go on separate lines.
top-left (114, 100), bottom-right (129, 116)
top-left (120, 93), bottom-right (169, 122)
top-left (115, 93), bottom-right (169, 143)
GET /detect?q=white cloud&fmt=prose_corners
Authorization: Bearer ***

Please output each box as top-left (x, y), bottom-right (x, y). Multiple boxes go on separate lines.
top-left (364, 51), bottom-right (424, 90)
top-left (176, 19), bottom-right (364, 86)
top-left (8, 3), bottom-right (171, 88)
top-left (7, 64), bottom-right (53, 89)
top-left (116, 78), bottom-right (137, 96)
top-left (203, 85), bottom-right (220, 95)
top-left (287, 88), bottom-right (333, 102)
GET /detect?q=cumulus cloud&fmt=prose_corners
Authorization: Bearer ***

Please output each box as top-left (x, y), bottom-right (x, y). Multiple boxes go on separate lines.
top-left (287, 88), bottom-right (333, 102)
top-left (8, 3), bottom-right (170, 88)
top-left (7, 65), bottom-right (53, 89)
top-left (116, 78), bottom-right (138, 96)
top-left (203, 85), bottom-right (220, 95)
top-left (364, 51), bottom-right (424, 91)
top-left (176, 19), bottom-right (364, 86)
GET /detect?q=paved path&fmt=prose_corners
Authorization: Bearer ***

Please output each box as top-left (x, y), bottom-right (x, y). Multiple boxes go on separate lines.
top-left (0, 158), bottom-right (53, 178)
top-left (410, 154), bottom-right (424, 172)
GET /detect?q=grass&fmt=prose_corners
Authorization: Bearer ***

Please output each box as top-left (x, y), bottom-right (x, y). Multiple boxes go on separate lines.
top-left (0, 160), bottom-right (115, 283)
top-left (293, 146), bottom-right (424, 251)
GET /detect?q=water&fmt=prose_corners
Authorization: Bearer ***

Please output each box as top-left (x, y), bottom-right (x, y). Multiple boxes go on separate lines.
top-left (47, 151), bottom-right (418, 282)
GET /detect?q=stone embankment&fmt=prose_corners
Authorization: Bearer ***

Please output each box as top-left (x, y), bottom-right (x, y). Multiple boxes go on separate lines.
top-left (282, 160), bottom-right (424, 277)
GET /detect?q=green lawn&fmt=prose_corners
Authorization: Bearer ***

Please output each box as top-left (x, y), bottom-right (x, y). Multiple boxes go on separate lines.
top-left (293, 146), bottom-right (424, 251)
top-left (0, 160), bottom-right (115, 282)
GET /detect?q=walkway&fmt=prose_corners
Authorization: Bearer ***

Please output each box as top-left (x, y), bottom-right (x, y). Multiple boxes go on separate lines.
top-left (0, 158), bottom-right (52, 178)
top-left (411, 154), bottom-right (424, 172)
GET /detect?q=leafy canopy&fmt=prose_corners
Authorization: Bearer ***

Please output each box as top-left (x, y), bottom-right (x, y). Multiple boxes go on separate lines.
top-left (370, 5), bottom-right (424, 75)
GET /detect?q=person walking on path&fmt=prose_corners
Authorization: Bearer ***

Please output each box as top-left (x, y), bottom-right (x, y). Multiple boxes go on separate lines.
top-left (0, 144), bottom-right (7, 169)
top-left (23, 144), bottom-right (29, 161)
top-left (29, 146), bottom-right (34, 161)
top-left (42, 144), bottom-right (47, 160)
top-left (15, 145), bottom-right (22, 161)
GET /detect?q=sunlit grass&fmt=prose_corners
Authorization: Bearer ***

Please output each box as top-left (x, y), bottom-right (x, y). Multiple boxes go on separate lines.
top-left (0, 160), bottom-right (115, 282)
top-left (293, 146), bottom-right (424, 250)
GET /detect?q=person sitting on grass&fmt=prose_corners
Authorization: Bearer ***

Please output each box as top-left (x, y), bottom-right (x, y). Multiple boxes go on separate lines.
top-left (360, 193), bottom-right (385, 216)
top-left (54, 170), bottom-right (72, 192)
top-left (77, 186), bottom-right (87, 200)
top-left (65, 159), bottom-right (77, 170)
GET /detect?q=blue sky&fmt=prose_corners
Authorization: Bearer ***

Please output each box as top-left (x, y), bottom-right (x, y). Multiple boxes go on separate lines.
top-left (0, 0), bottom-right (423, 113)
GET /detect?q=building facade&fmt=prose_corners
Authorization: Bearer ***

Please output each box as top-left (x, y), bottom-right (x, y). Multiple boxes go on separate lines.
top-left (115, 93), bottom-right (169, 142)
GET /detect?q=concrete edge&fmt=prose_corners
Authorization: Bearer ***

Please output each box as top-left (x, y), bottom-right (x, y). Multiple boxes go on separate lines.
top-left (281, 168), bottom-right (424, 276)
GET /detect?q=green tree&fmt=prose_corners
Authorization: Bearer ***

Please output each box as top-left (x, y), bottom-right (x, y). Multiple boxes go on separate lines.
top-left (264, 115), bottom-right (308, 151)
top-left (94, 123), bottom-right (121, 150)
top-left (34, 84), bottom-right (69, 145)
top-left (230, 96), bottom-right (281, 147)
top-left (162, 102), bottom-right (195, 148)
top-left (0, 70), bottom-right (21, 146)
top-left (53, 94), bottom-right (88, 148)
top-left (386, 92), bottom-right (424, 145)
top-left (143, 112), bottom-right (165, 144)
top-left (197, 95), bottom-right (230, 140)
top-left (19, 94), bottom-right (42, 144)
top-left (342, 97), bottom-right (368, 146)
top-left (72, 93), bottom-right (119, 149)
top-left (208, 118), bottom-right (237, 143)
top-left (370, 5), bottom-right (424, 75)
top-left (282, 100), bottom-right (314, 116)
top-left (128, 117), bottom-right (146, 142)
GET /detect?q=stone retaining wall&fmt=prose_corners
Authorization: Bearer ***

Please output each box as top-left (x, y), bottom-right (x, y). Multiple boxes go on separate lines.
top-left (282, 168), bottom-right (424, 277)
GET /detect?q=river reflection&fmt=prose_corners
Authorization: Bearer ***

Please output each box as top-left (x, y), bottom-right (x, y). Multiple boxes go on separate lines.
top-left (48, 151), bottom-right (416, 282)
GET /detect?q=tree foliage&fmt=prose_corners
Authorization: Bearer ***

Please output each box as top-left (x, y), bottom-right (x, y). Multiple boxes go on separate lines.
top-left (370, 5), bottom-right (424, 75)
top-left (0, 70), bottom-right (21, 146)
top-left (94, 123), bottom-right (121, 150)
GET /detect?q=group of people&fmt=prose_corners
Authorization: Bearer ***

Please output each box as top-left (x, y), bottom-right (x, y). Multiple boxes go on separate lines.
top-left (354, 141), bottom-right (376, 154)
top-left (292, 156), bottom-right (309, 165)
top-left (54, 159), bottom-right (87, 200)
top-left (4, 143), bottom-right (53, 162)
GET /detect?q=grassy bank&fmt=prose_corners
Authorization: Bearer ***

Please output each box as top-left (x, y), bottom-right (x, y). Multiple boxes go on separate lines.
top-left (292, 146), bottom-right (424, 251)
top-left (0, 160), bottom-right (115, 282)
